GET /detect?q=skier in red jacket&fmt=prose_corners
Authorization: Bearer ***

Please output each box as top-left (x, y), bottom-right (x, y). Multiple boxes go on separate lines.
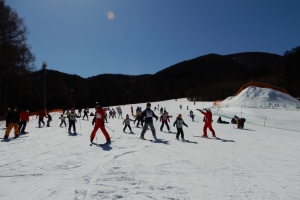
top-left (196, 108), bottom-right (216, 138)
top-left (36, 109), bottom-right (46, 128)
top-left (90, 104), bottom-right (111, 144)
top-left (19, 109), bottom-right (29, 133)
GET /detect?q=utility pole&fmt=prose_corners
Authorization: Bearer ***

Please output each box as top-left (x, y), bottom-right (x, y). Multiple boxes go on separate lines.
top-left (42, 61), bottom-right (47, 112)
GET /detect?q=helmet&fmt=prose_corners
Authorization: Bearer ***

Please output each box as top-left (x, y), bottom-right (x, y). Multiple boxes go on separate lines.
top-left (206, 108), bottom-right (211, 112)
top-left (146, 103), bottom-right (151, 107)
top-left (178, 114), bottom-right (182, 118)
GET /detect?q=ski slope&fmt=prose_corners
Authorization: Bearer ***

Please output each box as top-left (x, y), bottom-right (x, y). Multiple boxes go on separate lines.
top-left (1, 98), bottom-right (300, 200)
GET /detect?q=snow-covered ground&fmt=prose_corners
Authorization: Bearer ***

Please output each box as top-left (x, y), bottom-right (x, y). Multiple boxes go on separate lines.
top-left (1, 97), bottom-right (300, 200)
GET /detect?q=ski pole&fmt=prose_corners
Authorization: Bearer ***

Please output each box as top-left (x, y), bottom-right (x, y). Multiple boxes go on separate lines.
top-left (105, 124), bottom-right (115, 132)
top-left (78, 117), bottom-right (82, 135)
top-left (154, 120), bottom-right (159, 131)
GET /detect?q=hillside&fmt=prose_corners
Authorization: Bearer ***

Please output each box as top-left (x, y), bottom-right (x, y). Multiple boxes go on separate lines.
top-left (1, 50), bottom-right (300, 114)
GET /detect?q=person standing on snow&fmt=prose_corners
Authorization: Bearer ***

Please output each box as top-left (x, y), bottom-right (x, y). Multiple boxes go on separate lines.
top-left (116, 106), bottom-right (123, 119)
top-left (134, 107), bottom-right (143, 128)
top-left (173, 114), bottom-right (188, 140)
top-left (36, 109), bottom-right (46, 128)
top-left (90, 104), bottom-right (111, 143)
top-left (46, 113), bottom-right (52, 127)
top-left (3, 106), bottom-right (20, 139)
top-left (139, 103), bottom-right (158, 140)
top-left (131, 106), bottom-right (134, 116)
top-left (67, 108), bottom-right (80, 133)
top-left (160, 107), bottom-right (163, 114)
top-left (82, 107), bottom-right (89, 120)
top-left (160, 110), bottom-right (170, 132)
top-left (196, 108), bottom-right (216, 138)
top-left (59, 114), bottom-right (67, 127)
top-left (122, 114), bottom-right (134, 133)
top-left (19, 109), bottom-right (29, 133)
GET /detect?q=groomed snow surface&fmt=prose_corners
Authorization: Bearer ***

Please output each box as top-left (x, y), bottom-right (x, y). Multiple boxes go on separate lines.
top-left (1, 98), bottom-right (300, 200)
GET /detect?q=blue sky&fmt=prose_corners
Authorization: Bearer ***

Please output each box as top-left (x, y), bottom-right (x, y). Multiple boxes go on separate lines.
top-left (6, 0), bottom-right (300, 78)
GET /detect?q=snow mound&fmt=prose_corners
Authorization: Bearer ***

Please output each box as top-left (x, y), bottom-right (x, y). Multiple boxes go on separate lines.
top-left (220, 86), bottom-right (300, 109)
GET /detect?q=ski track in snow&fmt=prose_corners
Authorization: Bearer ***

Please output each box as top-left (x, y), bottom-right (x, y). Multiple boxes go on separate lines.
top-left (1, 98), bottom-right (300, 199)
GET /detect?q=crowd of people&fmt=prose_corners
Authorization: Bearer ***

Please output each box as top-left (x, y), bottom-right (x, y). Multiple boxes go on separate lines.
top-left (2, 102), bottom-right (247, 143)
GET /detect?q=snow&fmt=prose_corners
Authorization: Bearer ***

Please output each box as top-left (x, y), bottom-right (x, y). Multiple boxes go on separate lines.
top-left (220, 86), bottom-right (300, 109)
top-left (1, 96), bottom-right (300, 199)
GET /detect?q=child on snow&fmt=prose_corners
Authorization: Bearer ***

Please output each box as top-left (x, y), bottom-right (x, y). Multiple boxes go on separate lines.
top-left (160, 110), bottom-right (170, 132)
top-left (117, 106), bottom-right (123, 119)
top-left (59, 114), bottom-right (66, 127)
top-left (134, 107), bottom-right (143, 128)
top-left (122, 114), bottom-right (134, 133)
top-left (46, 113), bottom-right (52, 127)
top-left (67, 108), bottom-right (80, 134)
top-left (173, 114), bottom-right (188, 141)
top-left (190, 110), bottom-right (195, 122)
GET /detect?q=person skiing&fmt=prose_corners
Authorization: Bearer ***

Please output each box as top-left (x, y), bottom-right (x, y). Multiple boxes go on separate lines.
top-left (4, 106), bottom-right (20, 139)
top-left (190, 110), bottom-right (195, 121)
top-left (122, 114), bottom-right (134, 133)
top-left (67, 108), bottom-right (80, 134)
top-left (139, 103), bottom-right (158, 140)
top-left (59, 114), bottom-right (66, 127)
top-left (173, 114), bottom-right (188, 141)
top-left (36, 109), bottom-right (46, 127)
top-left (108, 109), bottom-right (113, 119)
top-left (82, 107), bottom-right (89, 120)
top-left (90, 104), bottom-right (111, 143)
top-left (160, 107), bottom-right (163, 114)
top-left (46, 113), bottom-right (52, 127)
top-left (160, 110), bottom-right (170, 132)
top-left (116, 106), bottom-right (123, 119)
top-left (134, 107), bottom-right (143, 128)
top-left (19, 109), bottom-right (29, 133)
top-left (196, 108), bottom-right (216, 138)
top-left (131, 106), bottom-right (134, 116)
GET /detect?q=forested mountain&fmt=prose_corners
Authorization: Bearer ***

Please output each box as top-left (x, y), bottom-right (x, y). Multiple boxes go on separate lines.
top-left (2, 50), bottom-right (300, 115)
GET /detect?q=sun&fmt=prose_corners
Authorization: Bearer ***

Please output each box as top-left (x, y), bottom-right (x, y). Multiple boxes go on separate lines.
top-left (107, 11), bottom-right (115, 20)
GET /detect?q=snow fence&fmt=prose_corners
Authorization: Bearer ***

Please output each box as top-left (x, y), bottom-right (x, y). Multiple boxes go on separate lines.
top-left (212, 107), bottom-right (300, 132)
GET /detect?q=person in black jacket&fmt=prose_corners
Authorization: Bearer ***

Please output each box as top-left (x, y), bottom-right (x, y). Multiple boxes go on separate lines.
top-left (4, 106), bottom-right (20, 139)
top-left (139, 103), bottom-right (158, 140)
top-left (217, 116), bottom-right (229, 124)
top-left (46, 113), bottom-right (52, 127)
top-left (173, 114), bottom-right (188, 140)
